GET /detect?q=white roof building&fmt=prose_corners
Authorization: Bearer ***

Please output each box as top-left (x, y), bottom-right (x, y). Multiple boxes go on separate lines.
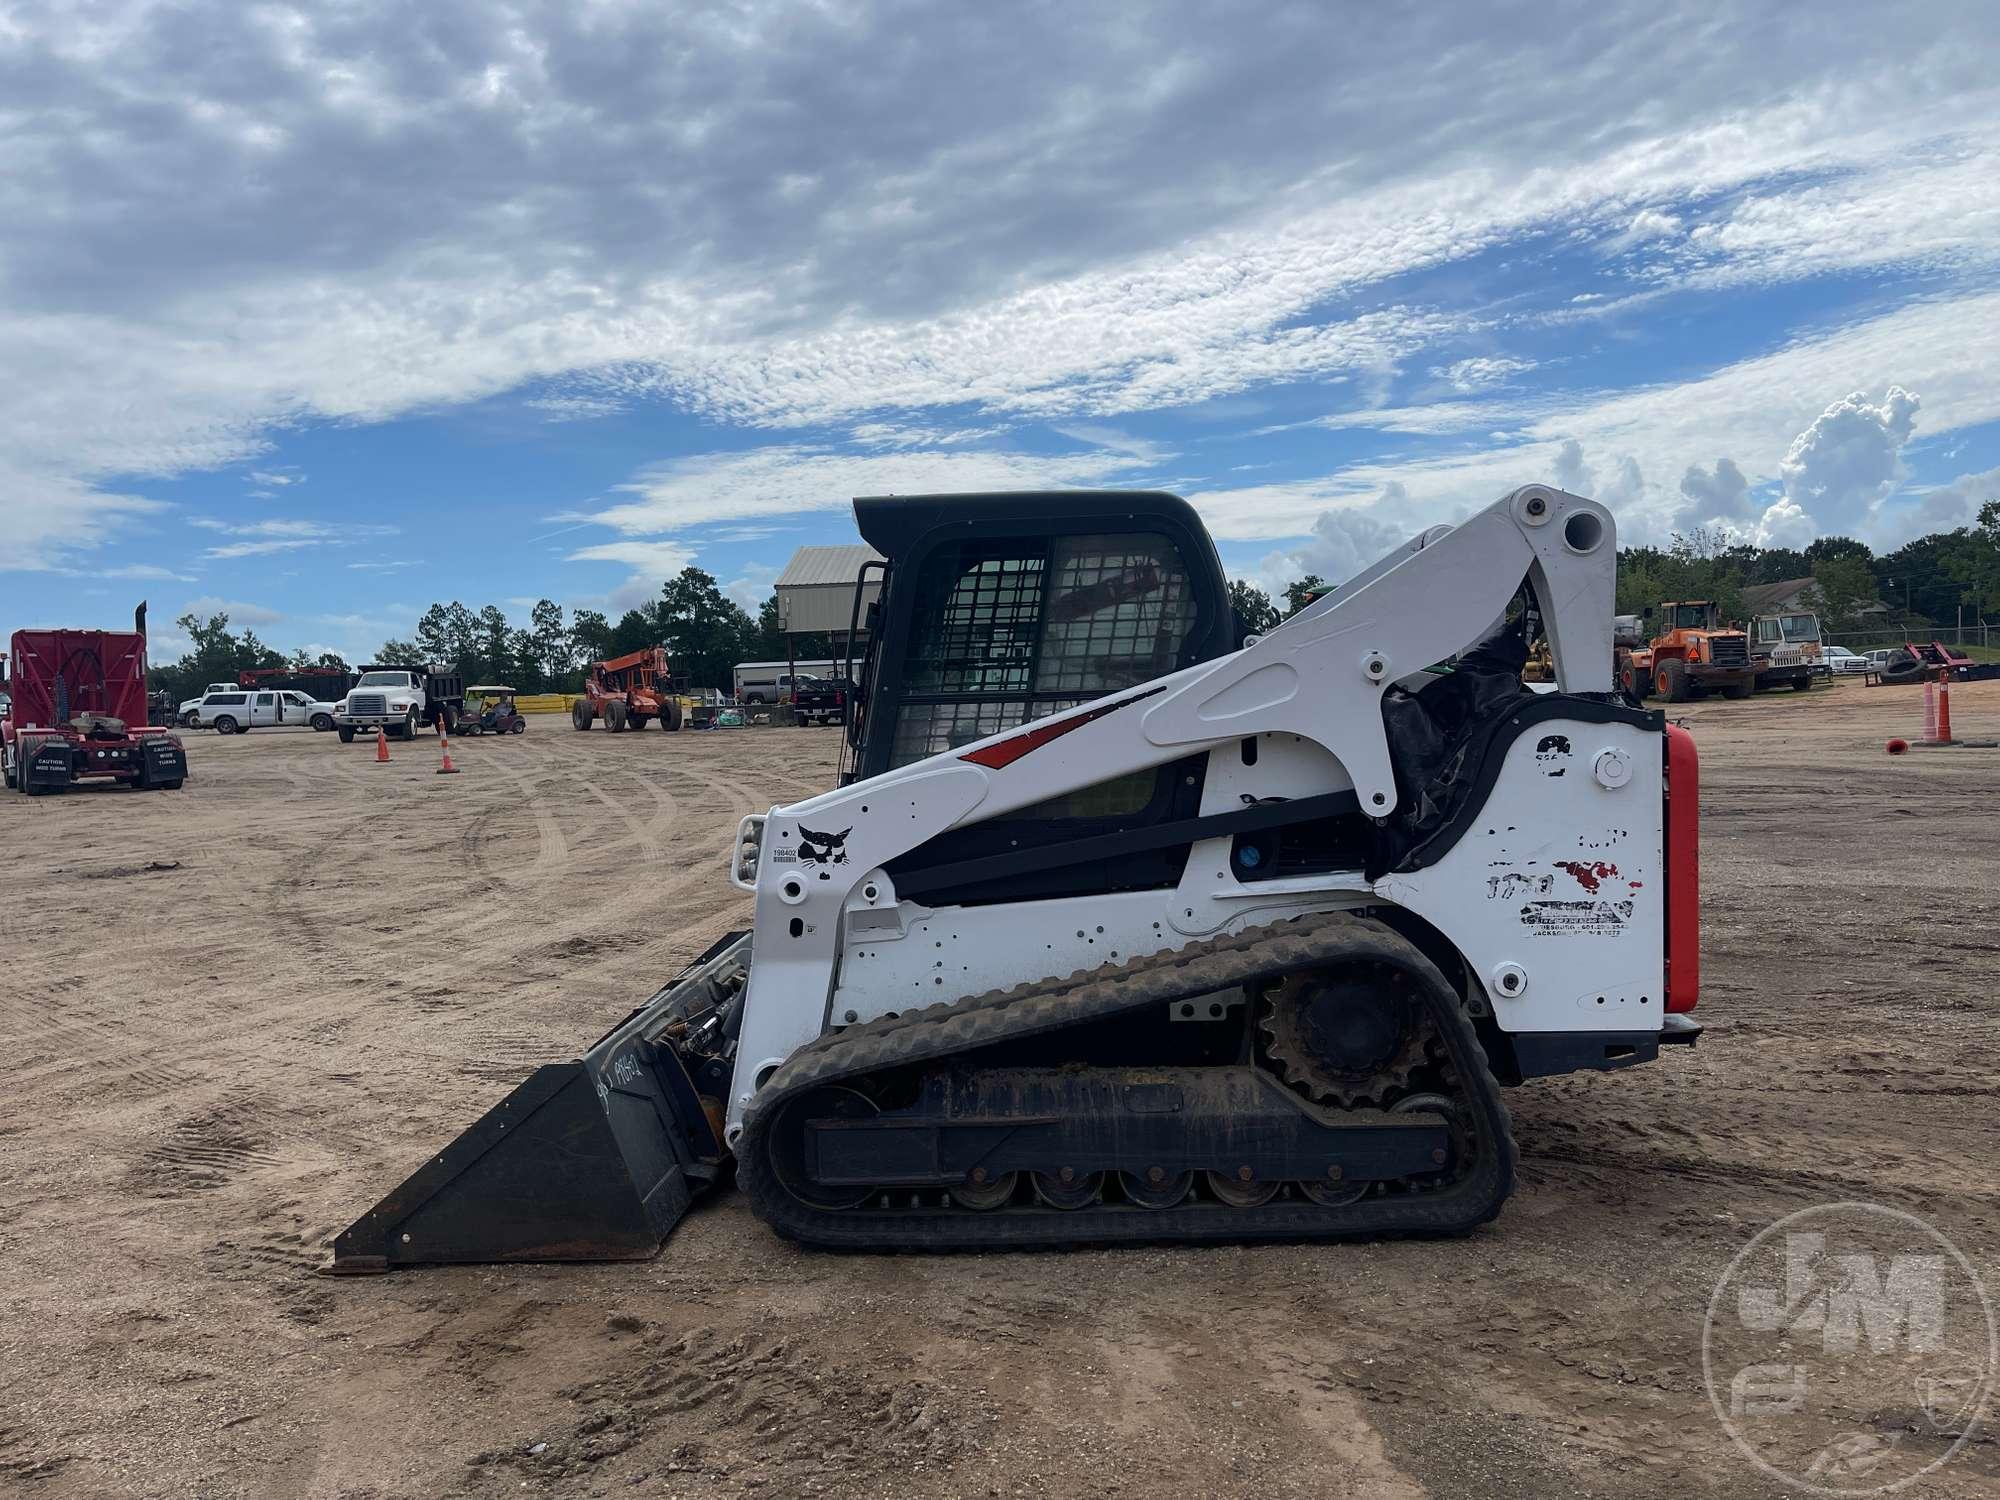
top-left (774, 543), bottom-right (885, 636)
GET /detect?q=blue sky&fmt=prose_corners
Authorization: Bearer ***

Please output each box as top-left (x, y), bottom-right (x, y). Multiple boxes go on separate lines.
top-left (4, 1), bottom-right (1998, 663)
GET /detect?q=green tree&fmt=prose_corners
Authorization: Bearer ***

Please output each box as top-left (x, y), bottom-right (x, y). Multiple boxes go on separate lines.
top-left (373, 638), bottom-right (427, 666)
top-left (1283, 574), bottom-right (1327, 617)
top-left (1809, 554), bottom-right (1879, 628)
top-left (1875, 533), bottom-right (1962, 624)
top-left (655, 567), bottom-right (757, 689)
top-left (416, 601), bottom-right (479, 670)
top-left (1805, 536), bottom-right (1872, 564)
top-left (154, 611), bottom-right (285, 702)
top-left (528, 599), bottom-right (571, 685)
top-left (568, 609), bottom-right (614, 674)
top-left (1941, 503), bottom-right (2000, 620)
top-left (474, 604), bottom-right (513, 681)
top-left (1228, 579), bottom-right (1280, 634)
top-left (290, 647), bottom-right (351, 674)
top-left (608, 609), bottom-right (658, 658)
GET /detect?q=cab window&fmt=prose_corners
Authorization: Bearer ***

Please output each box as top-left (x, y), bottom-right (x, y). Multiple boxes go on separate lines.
top-left (890, 533), bottom-right (1196, 770)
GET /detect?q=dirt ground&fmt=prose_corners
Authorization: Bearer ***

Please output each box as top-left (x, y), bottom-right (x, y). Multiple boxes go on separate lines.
top-left (3, 683), bottom-right (1998, 1498)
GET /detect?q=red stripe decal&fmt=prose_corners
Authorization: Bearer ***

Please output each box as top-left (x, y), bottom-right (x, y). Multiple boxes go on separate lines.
top-left (1663, 723), bottom-right (1700, 1014)
top-left (959, 686), bottom-right (1165, 770)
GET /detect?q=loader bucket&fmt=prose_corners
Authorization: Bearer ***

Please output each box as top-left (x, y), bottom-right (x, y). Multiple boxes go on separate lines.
top-left (331, 933), bottom-right (747, 1272)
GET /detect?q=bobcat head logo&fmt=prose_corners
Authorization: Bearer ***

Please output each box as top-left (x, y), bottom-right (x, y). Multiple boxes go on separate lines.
top-left (797, 826), bottom-right (852, 865)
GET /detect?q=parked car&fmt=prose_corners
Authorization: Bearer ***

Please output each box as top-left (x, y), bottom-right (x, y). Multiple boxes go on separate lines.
top-left (187, 688), bottom-right (336, 733)
top-left (1818, 645), bottom-right (1869, 677)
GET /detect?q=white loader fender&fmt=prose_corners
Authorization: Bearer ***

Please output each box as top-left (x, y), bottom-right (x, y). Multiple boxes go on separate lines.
top-left (727, 762), bottom-right (992, 1138)
top-left (1375, 714), bottom-right (1664, 1036)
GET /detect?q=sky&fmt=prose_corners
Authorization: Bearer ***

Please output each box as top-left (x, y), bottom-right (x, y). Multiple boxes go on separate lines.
top-left (4, 0), bottom-right (1999, 664)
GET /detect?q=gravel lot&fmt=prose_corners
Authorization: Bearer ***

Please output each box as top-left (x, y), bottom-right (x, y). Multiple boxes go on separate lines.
top-left (3, 684), bottom-right (1998, 1497)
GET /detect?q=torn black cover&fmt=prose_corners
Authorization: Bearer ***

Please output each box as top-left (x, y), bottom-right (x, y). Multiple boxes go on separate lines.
top-left (1368, 621), bottom-right (1533, 879)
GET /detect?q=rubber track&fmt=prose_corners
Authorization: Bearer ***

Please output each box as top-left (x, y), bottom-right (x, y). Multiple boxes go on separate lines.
top-left (737, 911), bottom-right (1517, 1249)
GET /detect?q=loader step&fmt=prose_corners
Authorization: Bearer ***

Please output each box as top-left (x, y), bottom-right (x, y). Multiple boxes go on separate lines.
top-left (737, 912), bottom-right (1515, 1249)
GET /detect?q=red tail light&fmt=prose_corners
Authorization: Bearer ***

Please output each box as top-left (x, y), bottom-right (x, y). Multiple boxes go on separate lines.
top-left (1664, 723), bottom-right (1699, 1013)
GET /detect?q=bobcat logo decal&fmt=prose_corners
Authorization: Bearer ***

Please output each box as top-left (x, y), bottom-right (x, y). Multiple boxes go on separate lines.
top-left (797, 826), bottom-right (852, 865)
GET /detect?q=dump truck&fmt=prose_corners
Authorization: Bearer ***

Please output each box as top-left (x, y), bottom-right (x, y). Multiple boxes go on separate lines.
top-left (2, 606), bottom-right (189, 795)
top-left (1748, 609), bottom-right (1821, 692)
top-left (335, 484), bottom-right (1698, 1270)
top-left (1641, 600), bottom-right (1755, 701)
top-left (571, 647), bottom-right (685, 731)
top-left (334, 664), bottom-right (465, 741)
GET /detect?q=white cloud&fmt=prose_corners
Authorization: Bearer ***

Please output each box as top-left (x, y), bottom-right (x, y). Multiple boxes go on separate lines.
top-left (523, 394), bottom-right (629, 421)
top-left (181, 596), bottom-right (284, 626)
top-left (1678, 457), bottom-right (1754, 523)
top-left (95, 563), bottom-right (198, 582)
top-left (1184, 292), bottom-right (2000, 545)
top-left (565, 539), bottom-right (698, 614)
top-left (576, 442), bottom-right (1151, 537)
top-left (190, 515), bottom-right (399, 559)
top-left (1432, 356), bottom-right (1537, 393)
top-left (1776, 386), bottom-right (1920, 540)
top-left (1754, 497), bottom-right (1818, 550)
top-left (1553, 439), bottom-right (1593, 497)
top-left (725, 562), bottom-right (780, 612)
top-left (0, 1), bottom-right (1997, 576)
top-left (1890, 463), bottom-right (2000, 540)
top-left (1051, 424), bottom-right (1177, 464)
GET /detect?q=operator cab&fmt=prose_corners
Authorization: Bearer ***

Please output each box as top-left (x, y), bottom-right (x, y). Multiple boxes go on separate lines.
top-left (839, 490), bottom-right (1236, 901)
top-left (1661, 601), bottom-right (1720, 632)
top-left (843, 490), bottom-right (1233, 781)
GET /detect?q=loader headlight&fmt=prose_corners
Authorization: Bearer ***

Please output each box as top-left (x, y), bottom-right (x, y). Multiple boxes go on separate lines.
top-left (730, 813), bottom-right (768, 891)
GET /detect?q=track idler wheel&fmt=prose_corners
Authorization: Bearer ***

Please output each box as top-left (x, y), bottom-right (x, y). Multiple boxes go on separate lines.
top-left (1298, 1169), bottom-right (1369, 1207)
top-left (1120, 1168), bottom-right (1193, 1209)
top-left (1205, 1168), bottom-right (1278, 1208)
top-left (953, 1169), bottom-right (1017, 1210)
top-left (770, 1086), bottom-right (877, 1211)
top-left (1032, 1169), bottom-right (1103, 1210)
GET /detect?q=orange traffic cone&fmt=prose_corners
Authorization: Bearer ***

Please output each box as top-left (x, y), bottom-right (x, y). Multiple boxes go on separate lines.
top-left (436, 730), bottom-right (460, 775)
top-left (375, 727), bottom-right (390, 762)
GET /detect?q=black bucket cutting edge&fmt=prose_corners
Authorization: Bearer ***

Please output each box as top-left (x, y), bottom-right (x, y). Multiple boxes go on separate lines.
top-left (330, 932), bottom-right (748, 1273)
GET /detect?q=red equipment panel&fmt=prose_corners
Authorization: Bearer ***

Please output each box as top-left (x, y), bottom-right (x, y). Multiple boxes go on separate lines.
top-left (6, 630), bottom-right (149, 729)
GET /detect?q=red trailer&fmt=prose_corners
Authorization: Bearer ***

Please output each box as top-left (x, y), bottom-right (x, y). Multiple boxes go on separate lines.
top-left (2, 614), bottom-right (188, 795)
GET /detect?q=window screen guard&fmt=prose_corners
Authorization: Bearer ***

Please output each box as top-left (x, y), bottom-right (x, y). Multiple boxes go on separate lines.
top-left (889, 534), bottom-right (1196, 769)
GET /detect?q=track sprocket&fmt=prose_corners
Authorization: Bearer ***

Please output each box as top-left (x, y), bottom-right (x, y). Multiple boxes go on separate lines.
top-left (1258, 963), bottom-right (1431, 1108)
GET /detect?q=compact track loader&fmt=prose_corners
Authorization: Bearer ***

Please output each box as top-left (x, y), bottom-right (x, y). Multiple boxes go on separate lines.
top-left (335, 484), bottom-right (1699, 1269)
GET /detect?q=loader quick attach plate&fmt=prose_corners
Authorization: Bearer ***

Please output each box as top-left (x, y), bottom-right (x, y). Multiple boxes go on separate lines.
top-left (330, 933), bottom-right (745, 1272)
top-left (737, 912), bottom-right (1517, 1249)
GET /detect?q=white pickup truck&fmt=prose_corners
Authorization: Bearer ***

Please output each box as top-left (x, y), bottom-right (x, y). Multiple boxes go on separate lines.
top-left (334, 665), bottom-right (465, 742)
top-left (178, 682), bottom-right (237, 724)
top-left (187, 688), bottom-right (338, 733)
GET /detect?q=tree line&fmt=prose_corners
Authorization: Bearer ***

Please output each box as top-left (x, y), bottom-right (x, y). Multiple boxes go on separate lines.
top-left (156, 503), bottom-right (1999, 702)
top-left (153, 567), bottom-right (847, 702)
top-left (1226, 502), bottom-right (2000, 639)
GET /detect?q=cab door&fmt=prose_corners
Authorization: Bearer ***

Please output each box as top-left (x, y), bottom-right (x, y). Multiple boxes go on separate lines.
top-left (252, 691), bottom-right (280, 727)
